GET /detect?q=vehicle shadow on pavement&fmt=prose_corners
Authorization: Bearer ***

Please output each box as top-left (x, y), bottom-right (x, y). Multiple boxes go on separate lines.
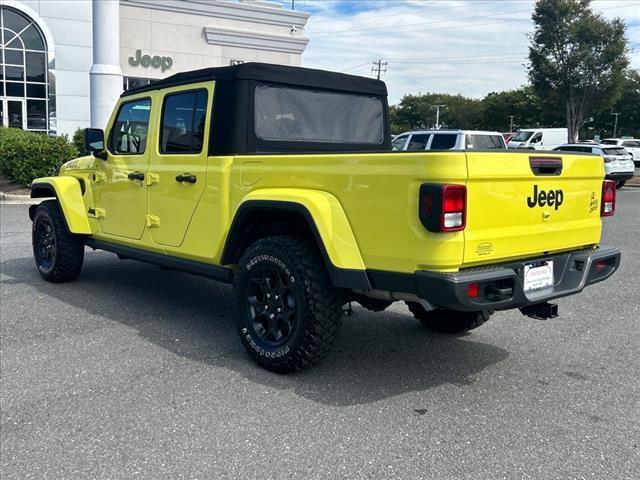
top-left (2, 251), bottom-right (509, 406)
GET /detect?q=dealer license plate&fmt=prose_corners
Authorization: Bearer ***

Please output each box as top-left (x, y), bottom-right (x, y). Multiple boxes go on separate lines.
top-left (523, 261), bottom-right (554, 292)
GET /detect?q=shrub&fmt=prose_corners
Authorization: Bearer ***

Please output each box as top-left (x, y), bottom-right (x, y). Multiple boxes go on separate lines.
top-left (0, 127), bottom-right (78, 187)
top-left (73, 127), bottom-right (90, 157)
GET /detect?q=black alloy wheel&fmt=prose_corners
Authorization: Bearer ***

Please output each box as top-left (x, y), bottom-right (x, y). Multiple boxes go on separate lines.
top-left (245, 264), bottom-right (298, 347)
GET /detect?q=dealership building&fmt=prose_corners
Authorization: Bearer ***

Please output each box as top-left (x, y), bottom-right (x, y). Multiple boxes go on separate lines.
top-left (0, 0), bottom-right (309, 136)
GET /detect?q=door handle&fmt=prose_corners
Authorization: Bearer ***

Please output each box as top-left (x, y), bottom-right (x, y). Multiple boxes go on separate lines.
top-left (175, 174), bottom-right (197, 184)
top-left (128, 171), bottom-right (145, 181)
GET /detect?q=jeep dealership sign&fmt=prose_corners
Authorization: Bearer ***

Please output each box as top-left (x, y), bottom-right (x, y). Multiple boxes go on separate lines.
top-left (128, 49), bottom-right (173, 72)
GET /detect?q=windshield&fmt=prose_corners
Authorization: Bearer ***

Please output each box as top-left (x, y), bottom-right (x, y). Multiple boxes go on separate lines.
top-left (512, 131), bottom-right (534, 142)
top-left (600, 139), bottom-right (618, 145)
top-left (391, 135), bottom-right (408, 150)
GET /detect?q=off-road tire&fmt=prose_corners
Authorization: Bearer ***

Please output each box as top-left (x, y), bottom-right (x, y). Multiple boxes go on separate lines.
top-left (233, 235), bottom-right (342, 373)
top-left (32, 200), bottom-right (84, 282)
top-left (406, 302), bottom-right (491, 334)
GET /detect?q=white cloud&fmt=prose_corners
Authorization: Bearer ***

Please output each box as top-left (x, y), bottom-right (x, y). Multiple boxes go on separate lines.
top-left (298, 0), bottom-right (640, 104)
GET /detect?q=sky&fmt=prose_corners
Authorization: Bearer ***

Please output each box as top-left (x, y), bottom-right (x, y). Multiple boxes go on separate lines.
top-left (274, 0), bottom-right (640, 105)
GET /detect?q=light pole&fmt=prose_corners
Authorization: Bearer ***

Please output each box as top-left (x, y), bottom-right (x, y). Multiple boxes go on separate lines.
top-left (508, 115), bottom-right (515, 133)
top-left (611, 112), bottom-right (620, 137)
top-left (431, 104), bottom-right (445, 129)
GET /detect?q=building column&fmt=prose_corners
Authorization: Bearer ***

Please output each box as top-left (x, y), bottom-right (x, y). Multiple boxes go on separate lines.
top-left (90, 0), bottom-right (122, 129)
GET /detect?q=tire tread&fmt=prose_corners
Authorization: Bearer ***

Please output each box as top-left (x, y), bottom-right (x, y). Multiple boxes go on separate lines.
top-left (33, 200), bottom-right (84, 283)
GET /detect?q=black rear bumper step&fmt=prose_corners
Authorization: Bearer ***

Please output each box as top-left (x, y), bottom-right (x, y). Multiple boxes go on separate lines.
top-left (414, 246), bottom-right (620, 312)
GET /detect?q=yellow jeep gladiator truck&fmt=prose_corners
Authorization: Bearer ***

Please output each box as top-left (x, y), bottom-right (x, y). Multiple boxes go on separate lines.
top-left (29, 63), bottom-right (620, 372)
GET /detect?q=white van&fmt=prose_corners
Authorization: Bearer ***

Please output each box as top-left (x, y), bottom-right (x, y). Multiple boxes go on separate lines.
top-left (507, 128), bottom-right (568, 150)
top-left (392, 130), bottom-right (506, 151)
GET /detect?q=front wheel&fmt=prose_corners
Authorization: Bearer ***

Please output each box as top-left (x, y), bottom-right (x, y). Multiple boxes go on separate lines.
top-left (32, 200), bottom-right (84, 282)
top-left (233, 236), bottom-right (342, 373)
top-left (406, 302), bottom-right (491, 334)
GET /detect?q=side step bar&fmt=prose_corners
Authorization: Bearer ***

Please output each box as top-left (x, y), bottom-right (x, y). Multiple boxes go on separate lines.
top-left (84, 239), bottom-right (233, 283)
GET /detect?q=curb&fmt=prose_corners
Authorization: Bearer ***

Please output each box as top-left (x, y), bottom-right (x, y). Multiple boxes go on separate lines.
top-left (0, 192), bottom-right (39, 205)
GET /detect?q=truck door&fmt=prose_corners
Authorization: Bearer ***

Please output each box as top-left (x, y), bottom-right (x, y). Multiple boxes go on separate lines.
top-left (147, 83), bottom-right (212, 247)
top-left (96, 96), bottom-right (153, 240)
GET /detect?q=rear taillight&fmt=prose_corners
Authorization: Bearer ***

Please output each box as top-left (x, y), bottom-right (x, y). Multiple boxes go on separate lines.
top-left (419, 184), bottom-right (467, 232)
top-left (601, 180), bottom-right (616, 217)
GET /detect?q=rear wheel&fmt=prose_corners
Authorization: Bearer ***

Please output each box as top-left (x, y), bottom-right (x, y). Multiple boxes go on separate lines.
top-left (406, 302), bottom-right (491, 334)
top-left (233, 236), bottom-right (342, 373)
top-left (32, 200), bottom-right (84, 282)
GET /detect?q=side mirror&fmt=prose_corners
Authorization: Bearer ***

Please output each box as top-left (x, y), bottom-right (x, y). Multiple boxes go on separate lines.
top-left (84, 128), bottom-right (107, 159)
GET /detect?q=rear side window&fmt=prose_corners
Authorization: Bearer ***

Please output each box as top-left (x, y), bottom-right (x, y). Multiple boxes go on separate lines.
top-left (110, 98), bottom-right (151, 154)
top-left (407, 134), bottom-right (430, 151)
top-left (465, 135), bottom-right (505, 150)
top-left (429, 134), bottom-right (457, 150)
top-left (622, 141), bottom-right (640, 147)
top-left (254, 85), bottom-right (384, 144)
top-left (160, 90), bottom-right (208, 154)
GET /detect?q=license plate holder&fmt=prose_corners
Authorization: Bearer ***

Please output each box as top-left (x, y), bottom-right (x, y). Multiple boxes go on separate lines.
top-left (523, 260), bottom-right (554, 292)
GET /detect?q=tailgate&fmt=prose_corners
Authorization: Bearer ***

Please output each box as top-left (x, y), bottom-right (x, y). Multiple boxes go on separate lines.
top-left (463, 151), bottom-right (604, 266)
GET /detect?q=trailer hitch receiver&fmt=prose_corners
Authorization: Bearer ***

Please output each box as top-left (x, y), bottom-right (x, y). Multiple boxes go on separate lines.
top-left (520, 302), bottom-right (558, 320)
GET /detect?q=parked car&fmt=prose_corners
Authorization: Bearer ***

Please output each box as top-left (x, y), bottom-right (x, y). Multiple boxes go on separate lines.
top-left (391, 129), bottom-right (506, 151)
top-left (28, 63), bottom-right (620, 373)
top-left (553, 143), bottom-right (635, 188)
top-left (507, 128), bottom-right (568, 150)
top-left (600, 138), bottom-right (640, 167)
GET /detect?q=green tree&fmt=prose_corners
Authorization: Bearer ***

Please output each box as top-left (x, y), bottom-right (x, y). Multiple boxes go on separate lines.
top-left (587, 69), bottom-right (640, 138)
top-left (528, 0), bottom-right (629, 142)
top-left (389, 93), bottom-right (483, 134)
top-left (482, 86), bottom-right (551, 132)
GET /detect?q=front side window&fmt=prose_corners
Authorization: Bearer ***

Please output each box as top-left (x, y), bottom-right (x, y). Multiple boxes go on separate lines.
top-left (110, 98), bottom-right (151, 154)
top-left (160, 90), bottom-right (208, 154)
top-left (429, 134), bottom-right (458, 150)
top-left (254, 85), bottom-right (384, 144)
top-left (465, 135), bottom-right (506, 149)
top-left (622, 141), bottom-right (640, 148)
top-left (407, 134), bottom-right (430, 151)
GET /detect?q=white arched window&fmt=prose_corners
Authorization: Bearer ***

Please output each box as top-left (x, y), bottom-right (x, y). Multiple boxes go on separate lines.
top-left (1, 6), bottom-right (50, 132)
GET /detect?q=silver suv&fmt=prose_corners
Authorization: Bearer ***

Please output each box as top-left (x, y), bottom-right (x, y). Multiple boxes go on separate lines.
top-left (392, 129), bottom-right (506, 151)
top-left (553, 143), bottom-right (635, 188)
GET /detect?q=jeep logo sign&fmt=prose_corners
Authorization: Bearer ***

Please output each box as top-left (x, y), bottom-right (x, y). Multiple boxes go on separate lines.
top-left (527, 184), bottom-right (564, 210)
top-left (128, 49), bottom-right (173, 72)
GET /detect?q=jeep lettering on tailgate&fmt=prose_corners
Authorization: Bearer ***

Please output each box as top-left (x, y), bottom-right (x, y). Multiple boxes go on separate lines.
top-left (527, 184), bottom-right (564, 210)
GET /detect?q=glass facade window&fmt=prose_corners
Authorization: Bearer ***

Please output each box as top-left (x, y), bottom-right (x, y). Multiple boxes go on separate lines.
top-left (0, 6), bottom-right (50, 132)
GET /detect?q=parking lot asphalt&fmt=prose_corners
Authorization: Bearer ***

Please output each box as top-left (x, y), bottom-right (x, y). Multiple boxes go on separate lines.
top-left (1, 190), bottom-right (639, 479)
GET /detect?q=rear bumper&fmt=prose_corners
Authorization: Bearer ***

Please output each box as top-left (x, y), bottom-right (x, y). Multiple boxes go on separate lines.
top-left (412, 246), bottom-right (620, 312)
top-left (605, 171), bottom-right (634, 182)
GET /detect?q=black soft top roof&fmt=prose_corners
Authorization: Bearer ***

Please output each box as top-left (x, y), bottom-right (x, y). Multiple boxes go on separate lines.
top-left (122, 62), bottom-right (388, 97)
